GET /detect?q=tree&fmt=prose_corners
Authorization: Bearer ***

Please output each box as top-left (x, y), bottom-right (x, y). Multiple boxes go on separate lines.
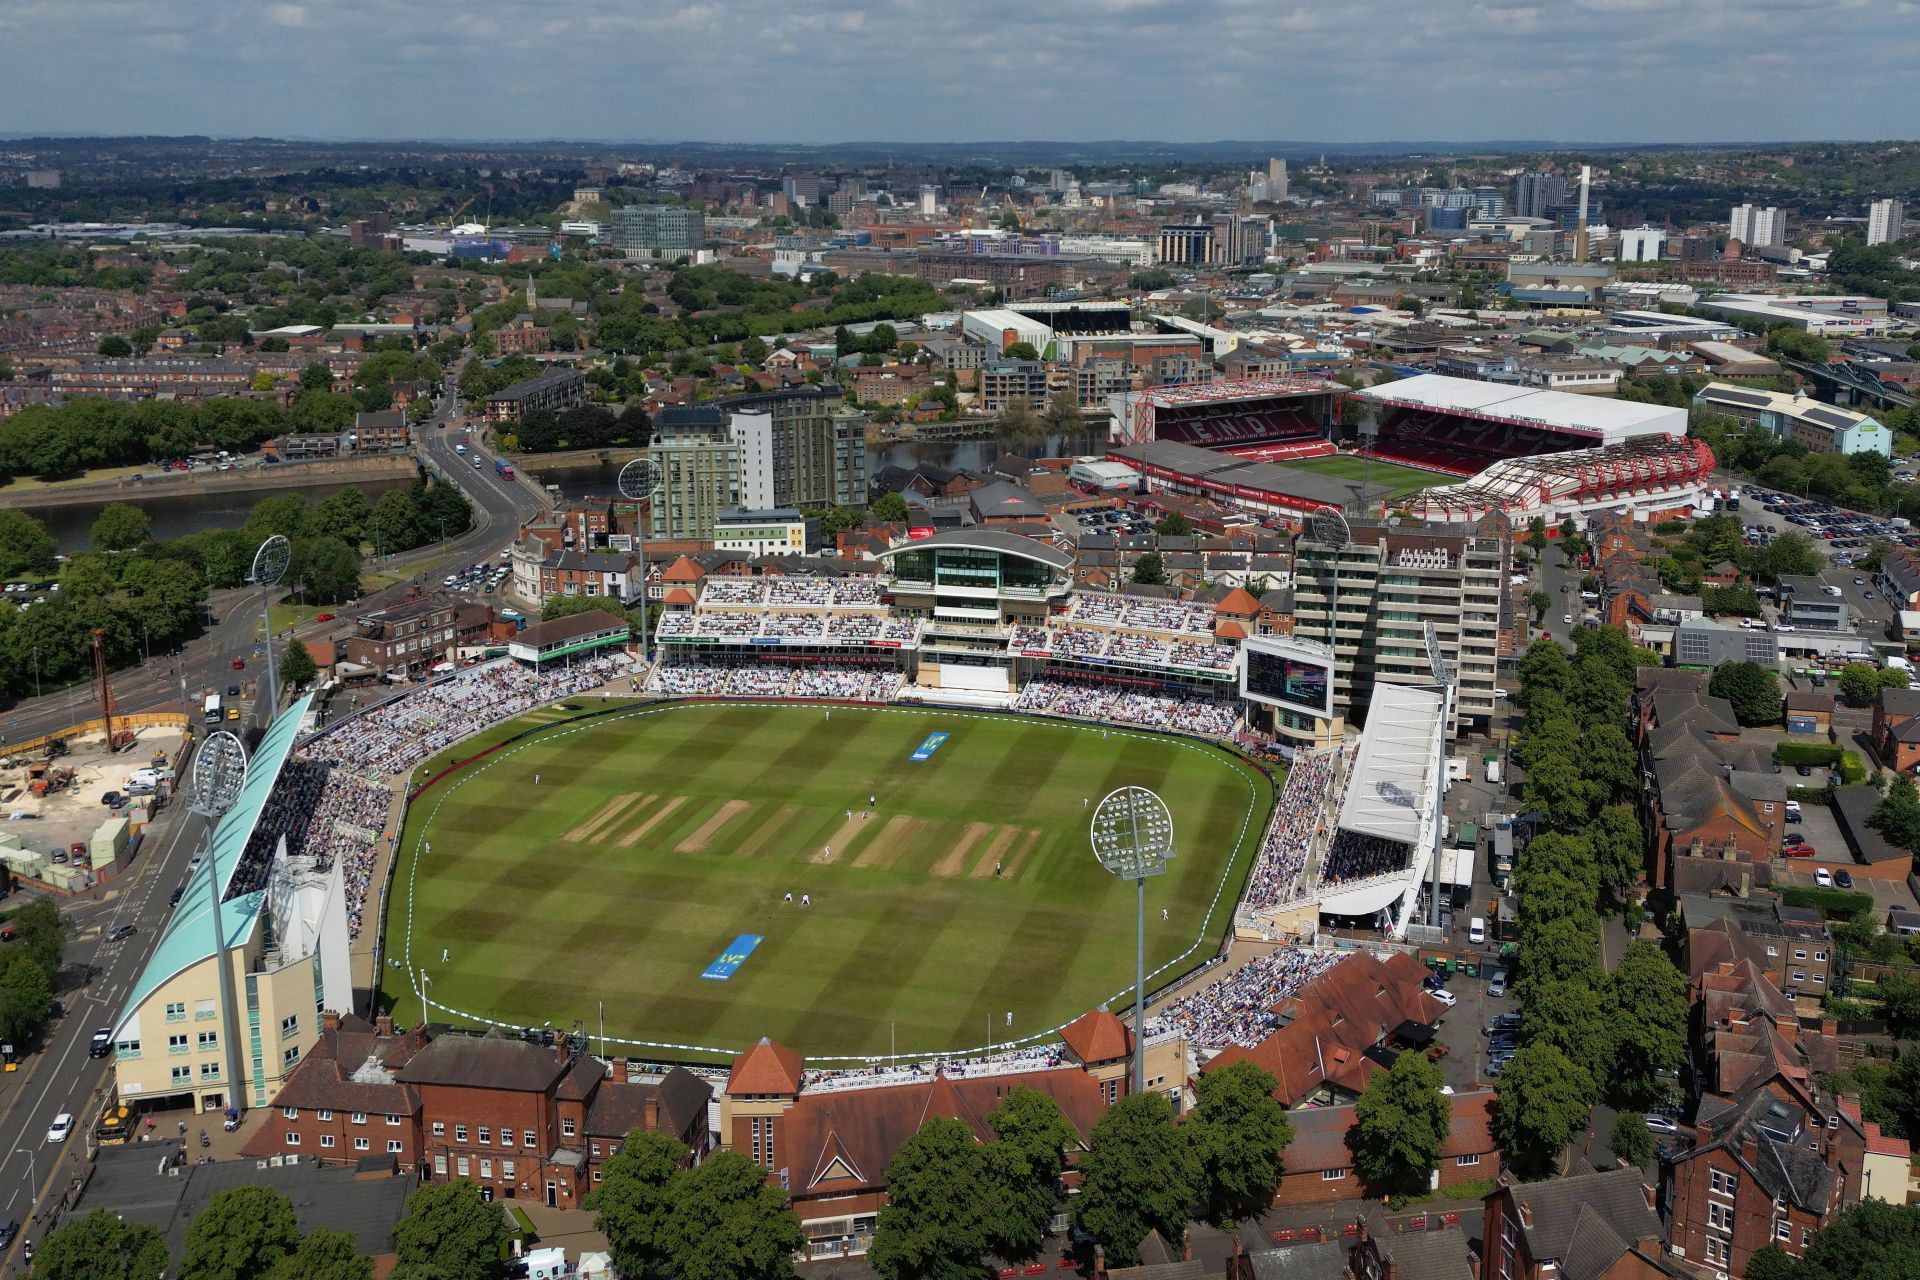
top-left (1840, 662), bottom-right (1888, 706)
top-left (0, 508), bottom-right (59, 577)
top-left (1527, 515), bottom-right (1548, 555)
top-left (1518, 979), bottom-right (1612, 1092)
top-left (1003, 341), bottom-right (1040, 361)
top-left (1607, 1113), bottom-right (1656, 1169)
top-left (1781, 1197), bottom-right (1920, 1279)
top-left (870, 492), bottom-right (911, 524)
top-left (1132, 552), bottom-right (1166, 586)
top-left (995, 397), bottom-right (1043, 445)
top-left (0, 954), bottom-right (53, 1045)
top-left (291, 536), bottom-right (362, 605)
top-left (1073, 1092), bottom-right (1198, 1265)
top-left (263, 1230), bottom-right (372, 1280)
top-left (312, 486), bottom-right (373, 544)
top-left (1588, 805), bottom-right (1645, 901)
top-left (392, 1180), bottom-right (511, 1280)
top-left (1494, 1043), bottom-right (1594, 1178)
top-left (96, 334), bottom-right (132, 357)
top-left (1741, 1245), bottom-right (1799, 1280)
top-left (181, 1185), bottom-right (301, 1280)
top-left (869, 1117), bottom-right (994, 1280)
top-left (586, 1130), bottom-right (686, 1280)
top-left (1709, 660), bottom-right (1781, 726)
top-left (1527, 590), bottom-right (1550, 624)
top-left (91, 502), bottom-right (152, 552)
top-left (1352, 1048), bottom-right (1450, 1198)
top-left (1607, 945), bottom-right (1684, 1101)
top-left (279, 641), bottom-right (319, 690)
top-left (1185, 1060), bottom-right (1292, 1225)
top-left (658, 1152), bottom-right (803, 1280)
top-left (984, 1087), bottom-right (1077, 1260)
top-left (299, 362), bottom-right (335, 393)
top-left (8, 896), bottom-right (65, 978)
top-left (1041, 389), bottom-right (1082, 435)
top-left (1872, 773), bottom-right (1920, 855)
top-left (1156, 511), bottom-right (1193, 538)
top-left (29, 1210), bottom-right (171, 1280)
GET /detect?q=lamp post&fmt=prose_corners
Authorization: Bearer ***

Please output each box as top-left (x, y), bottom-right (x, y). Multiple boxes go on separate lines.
top-left (15, 1145), bottom-right (36, 1218)
top-left (249, 535), bottom-right (291, 714)
top-left (188, 731), bottom-right (249, 1116)
top-left (1091, 786), bottom-right (1174, 1095)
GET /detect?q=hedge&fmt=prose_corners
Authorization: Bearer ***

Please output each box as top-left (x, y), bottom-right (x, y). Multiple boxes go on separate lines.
top-left (1775, 742), bottom-right (1844, 766)
top-left (1840, 750), bottom-right (1869, 785)
top-left (1780, 886), bottom-right (1876, 920)
top-left (1787, 785), bottom-right (1835, 805)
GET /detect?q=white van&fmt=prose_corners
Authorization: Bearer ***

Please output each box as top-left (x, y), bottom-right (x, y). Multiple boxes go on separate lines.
top-left (1468, 918), bottom-right (1487, 945)
top-left (1785, 800), bottom-right (1803, 822)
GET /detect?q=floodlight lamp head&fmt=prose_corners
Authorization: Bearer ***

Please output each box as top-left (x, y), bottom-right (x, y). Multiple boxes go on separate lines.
top-left (250, 534), bottom-right (291, 588)
top-left (617, 459), bottom-right (661, 501)
top-left (1310, 506), bottom-right (1350, 550)
top-left (1090, 786), bottom-right (1175, 880)
top-left (189, 730), bottom-right (249, 818)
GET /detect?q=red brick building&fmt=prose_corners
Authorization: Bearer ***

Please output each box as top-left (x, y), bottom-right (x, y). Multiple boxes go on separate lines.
top-left (245, 1019), bottom-right (710, 1211)
top-left (1275, 1090), bottom-right (1497, 1206)
top-left (1872, 686), bottom-right (1920, 774)
top-left (1481, 1167), bottom-right (1665, 1280)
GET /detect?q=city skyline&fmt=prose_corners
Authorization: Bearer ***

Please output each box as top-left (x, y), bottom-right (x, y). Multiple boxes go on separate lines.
top-left (2, 0), bottom-right (1914, 145)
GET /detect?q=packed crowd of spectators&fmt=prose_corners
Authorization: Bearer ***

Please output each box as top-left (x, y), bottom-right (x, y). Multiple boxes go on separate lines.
top-left (1013, 678), bottom-right (1241, 739)
top-left (645, 662), bottom-right (904, 702)
top-left (802, 1044), bottom-right (1063, 1094)
top-left (1148, 947), bottom-right (1342, 1049)
top-left (290, 655), bottom-right (633, 938)
top-left (1065, 592), bottom-right (1215, 635)
top-left (697, 576), bottom-right (886, 609)
top-left (1320, 829), bottom-right (1410, 888)
top-left (655, 607), bottom-right (919, 647)
top-left (1241, 747), bottom-right (1342, 914)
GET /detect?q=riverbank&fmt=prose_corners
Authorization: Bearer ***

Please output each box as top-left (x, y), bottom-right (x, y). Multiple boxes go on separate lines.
top-left (0, 454), bottom-right (421, 510)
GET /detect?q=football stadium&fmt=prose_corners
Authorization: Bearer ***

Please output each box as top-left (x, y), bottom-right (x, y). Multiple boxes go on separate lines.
top-left (382, 701), bottom-right (1269, 1060)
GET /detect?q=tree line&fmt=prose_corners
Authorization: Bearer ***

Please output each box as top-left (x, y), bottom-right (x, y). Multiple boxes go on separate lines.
top-left (0, 899), bottom-right (65, 1051)
top-left (0, 480), bottom-right (468, 699)
top-left (1498, 628), bottom-right (1691, 1177)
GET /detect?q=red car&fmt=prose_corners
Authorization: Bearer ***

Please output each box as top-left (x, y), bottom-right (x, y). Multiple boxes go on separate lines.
top-left (315, 613), bottom-right (335, 622)
top-left (1785, 844), bottom-right (1815, 859)
top-left (69, 842), bottom-right (86, 860)
top-left (230, 658), bottom-right (245, 670)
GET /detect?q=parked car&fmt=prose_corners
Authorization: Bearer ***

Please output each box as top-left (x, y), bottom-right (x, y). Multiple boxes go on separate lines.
top-left (1784, 832), bottom-right (1806, 847)
top-left (1796, 764), bottom-right (1814, 777)
top-left (1814, 868), bottom-right (1834, 887)
top-left (1836, 869), bottom-right (1854, 889)
top-left (1645, 1115), bottom-right (1680, 1135)
top-left (1487, 971), bottom-right (1508, 998)
top-left (1486, 1012), bottom-right (1522, 1034)
top-left (1428, 987), bottom-right (1457, 1008)
top-left (100, 791), bottom-right (122, 807)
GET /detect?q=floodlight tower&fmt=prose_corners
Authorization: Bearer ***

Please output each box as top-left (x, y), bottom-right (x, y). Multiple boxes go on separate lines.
top-left (250, 535), bottom-right (291, 713)
top-left (1091, 786), bottom-right (1175, 1094)
top-left (617, 459), bottom-right (663, 665)
top-left (187, 730), bottom-right (249, 1113)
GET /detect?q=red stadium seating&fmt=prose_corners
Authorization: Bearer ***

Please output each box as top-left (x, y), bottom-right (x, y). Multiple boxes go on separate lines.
top-left (1362, 406), bottom-right (1598, 474)
top-left (1157, 404), bottom-right (1325, 449)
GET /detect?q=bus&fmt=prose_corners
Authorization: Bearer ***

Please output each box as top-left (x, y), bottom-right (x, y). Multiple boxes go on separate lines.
top-left (203, 694), bottom-right (222, 724)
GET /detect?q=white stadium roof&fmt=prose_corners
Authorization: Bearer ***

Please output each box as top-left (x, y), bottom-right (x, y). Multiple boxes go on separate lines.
top-left (1338, 682), bottom-right (1447, 847)
top-left (1353, 373), bottom-right (1686, 444)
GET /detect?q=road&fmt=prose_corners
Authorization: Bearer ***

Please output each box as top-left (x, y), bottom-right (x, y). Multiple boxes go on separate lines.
top-left (0, 375), bottom-right (550, 747)
top-left (0, 727), bottom-right (228, 1270)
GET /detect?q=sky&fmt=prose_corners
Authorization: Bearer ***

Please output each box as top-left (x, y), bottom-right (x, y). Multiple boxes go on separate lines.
top-left (2, 0), bottom-right (1917, 146)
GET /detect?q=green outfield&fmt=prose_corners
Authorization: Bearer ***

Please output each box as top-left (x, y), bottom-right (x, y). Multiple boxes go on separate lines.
top-left (1280, 453), bottom-right (1444, 497)
top-left (381, 702), bottom-right (1272, 1060)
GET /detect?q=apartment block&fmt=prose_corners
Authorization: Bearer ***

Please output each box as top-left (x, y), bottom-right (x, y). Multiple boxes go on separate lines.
top-left (1289, 516), bottom-right (1508, 737)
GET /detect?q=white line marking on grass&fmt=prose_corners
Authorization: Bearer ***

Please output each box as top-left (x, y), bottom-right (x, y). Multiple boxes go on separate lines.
top-left (395, 698), bottom-right (1273, 1065)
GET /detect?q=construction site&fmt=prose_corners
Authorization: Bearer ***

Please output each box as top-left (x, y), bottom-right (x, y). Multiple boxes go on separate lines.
top-left (0, 630), bottom-right (189, 895)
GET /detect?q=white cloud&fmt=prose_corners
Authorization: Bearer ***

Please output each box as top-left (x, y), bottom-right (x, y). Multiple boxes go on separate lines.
top-left (2, 0), bottom-right (1917, 142)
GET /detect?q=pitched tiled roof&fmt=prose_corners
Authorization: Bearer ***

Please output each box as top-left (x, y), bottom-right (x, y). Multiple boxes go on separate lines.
top-left (243, 1017), bottom-right (427, 1143)
top-left (1060, 1009), bottom-right (1132, 1065)
top-left (1505, 1168), bottom-right (1660, 1280)
top-left (727, 1037), bottom-right (804, 1096)
top-left (396, 1028), bottom-right (575, 1092)
top-left (1215, 587), bottom-right (1263, 616)
top-left (781, 1067), bottom-right (1103, 1194)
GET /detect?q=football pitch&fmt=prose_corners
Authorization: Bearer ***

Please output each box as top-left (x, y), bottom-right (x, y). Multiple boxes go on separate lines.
top-left (381, 702), bottom-right (1273, 1060)
top-left (1280, 453), bottom-right (1442, 498)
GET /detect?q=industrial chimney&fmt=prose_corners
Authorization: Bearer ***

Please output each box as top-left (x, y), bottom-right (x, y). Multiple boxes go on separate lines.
top-left (1574, 165), bottom-right (1592, 261)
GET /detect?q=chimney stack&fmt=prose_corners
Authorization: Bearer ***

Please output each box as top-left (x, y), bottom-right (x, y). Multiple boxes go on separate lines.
top-left (1518, 1201), bottom-right (1533, 1229)
top-left (373, 1013), bottom-right (393, 1036)
top-left (644, 1095), bottom-right (659, 1132)
top-left (1574, 165), bottom-right (1592, 262)
top-left (323, 1010), bottom-right (343, 1034)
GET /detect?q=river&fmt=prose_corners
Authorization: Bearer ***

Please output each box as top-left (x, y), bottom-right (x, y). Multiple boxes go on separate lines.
top-left (527, 431), bottom-right (1106, 505)
top-left (31, 430), bottom-right (1105, 549)
top-left (26, 477), bottom-right (418, 552)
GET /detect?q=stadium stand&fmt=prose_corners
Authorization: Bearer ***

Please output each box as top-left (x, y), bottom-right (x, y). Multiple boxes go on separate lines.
top-left (1398, 434), bottom-right (1716, 522)
top-left (1012, 677), bottom-right (1240, 738)
top-left (1148, 947), bottom-right (1343, 1049)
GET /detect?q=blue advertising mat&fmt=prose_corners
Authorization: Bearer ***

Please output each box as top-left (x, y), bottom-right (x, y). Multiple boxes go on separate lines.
top-left (700, 933), bottom-right (764, 981)
top-left (910, 731), bottom-right (951, 761)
